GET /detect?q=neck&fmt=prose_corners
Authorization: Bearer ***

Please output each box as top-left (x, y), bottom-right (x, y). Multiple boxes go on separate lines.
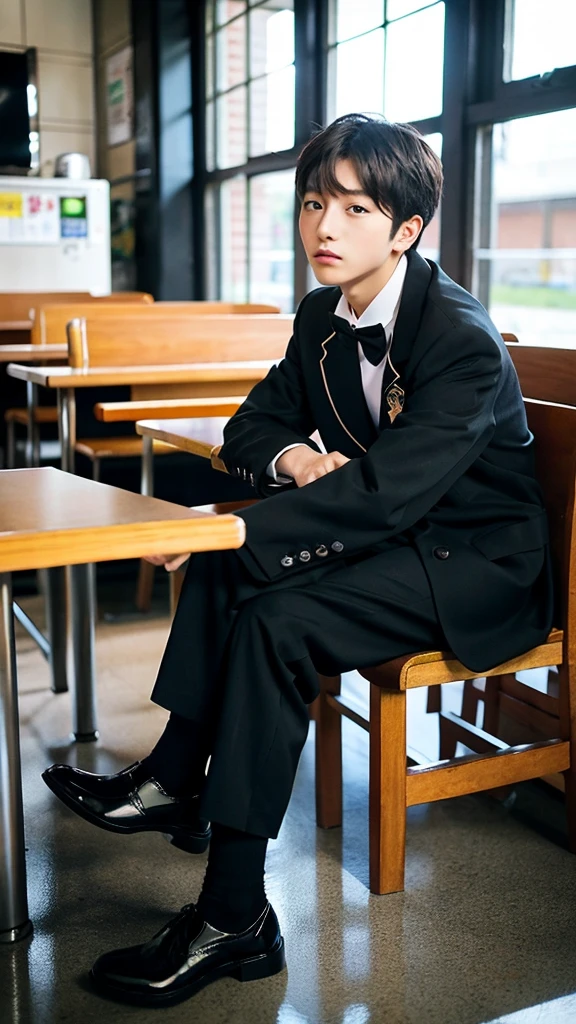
top-left (341, 251), bottom-right (403, 318)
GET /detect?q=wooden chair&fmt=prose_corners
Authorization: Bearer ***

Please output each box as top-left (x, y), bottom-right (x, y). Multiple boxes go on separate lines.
top-left (444, 346), bottom-right (576, 784)
top-left (315, 398), bottom-right (576, 894)
top-left (4, 293), bottom-right (153, 467)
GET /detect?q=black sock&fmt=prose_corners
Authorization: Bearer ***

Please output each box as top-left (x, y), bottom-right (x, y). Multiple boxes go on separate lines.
top-left (141, 713), bottom-right (211, 797)
top-left (196, 823), bottom-right (268, 933)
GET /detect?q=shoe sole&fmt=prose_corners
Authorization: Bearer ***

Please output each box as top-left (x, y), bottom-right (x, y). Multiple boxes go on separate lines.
top-left (89, 938), bottom-right (286, 1007)
top-left (41, 771), bottom-right (211, 854)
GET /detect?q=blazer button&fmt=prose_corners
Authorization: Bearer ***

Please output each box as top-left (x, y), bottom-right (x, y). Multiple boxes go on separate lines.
top-left (249, 472), bottom-right (254, 486)
top-left (331, 541), bottom-right (344, 553)
top-left (299, 550), bottom-right (311, 563)
top-left (280, 555), bottom-right (294, 568)
top-left (433, 546), bottom-right (450, 560)
top-left (315, 544), bottom-right (329, 558)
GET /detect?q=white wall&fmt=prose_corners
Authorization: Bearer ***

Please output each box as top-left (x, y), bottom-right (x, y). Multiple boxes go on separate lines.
top-left (0, 0), bottom-right (95, 176)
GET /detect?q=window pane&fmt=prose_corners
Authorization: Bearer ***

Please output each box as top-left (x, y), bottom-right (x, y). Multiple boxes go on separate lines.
top-left (216, 86), bottom-right (247, 168)
top-left (206, 34), bottom-right (215, 99)
top-left (331, 29), bottom-right (384, 120)
top-left (206, 1), bottom-right (214, 33)
top-left (216, 18), bottom-right (247, 91)
top-left (216, 0), bottom-right (245, 27)
top-left (221, 176), bottom-right (248, 302)
top-left (474, 110), bottom-right (576, 345)
top-left (331, 0), bottom-right (383, 44)
top-left (418, 133), bottom-right (442, 262)
top-left (250, 2), bottom-right (294, 77)
top-left (249, 170), bottom-right (295, 312)
top-left (249, 65), bottom-right (295, 156)
top-left (387, 0), bottom-right (438, 20)
top-left (206, 100), bottom-right (216, 171)
top-left (384, 3), bottom-right (444, 121)
top-left (505, 0), bottom-right (576, 81)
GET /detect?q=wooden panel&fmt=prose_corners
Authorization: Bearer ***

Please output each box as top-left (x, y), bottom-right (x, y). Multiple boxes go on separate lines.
top-left (135, 418), bottom-right (227, 459)
top-left (95, 396), bottom-right (245, 421)
top-left (31, 296), bottom-right (154, 345)
top-left (66, 313), bottom-right (292, 367)
top-left (156, 302), bottom-right (280, 313)
top-left (130, 380), bottom-right (262, 400)
top-left (405, 739), bottom-right (570, 805)
top-left (507, 344), bottom-right (576, 407)
top-left (7, 362), bottom-right (274, 389)
top-left (0, 467), bottom-right (244, 572)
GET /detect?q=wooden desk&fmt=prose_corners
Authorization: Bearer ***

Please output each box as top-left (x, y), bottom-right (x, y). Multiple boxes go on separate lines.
top-left (136, 417), bottom-right (227, 460)
top-left (0, 321), bottom-right (33, 333)
top-left (0, 467), bottom-right (244, 944)
top-left (0, 344), bottom-right (67, 363)
top-left (7, 361), bottom-right (274, 472)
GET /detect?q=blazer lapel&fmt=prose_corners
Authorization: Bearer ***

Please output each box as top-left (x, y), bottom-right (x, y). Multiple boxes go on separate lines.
top-left (378, 250), bottom-right (433, 431)
top-left (320, 315), bottom-right (377, 455)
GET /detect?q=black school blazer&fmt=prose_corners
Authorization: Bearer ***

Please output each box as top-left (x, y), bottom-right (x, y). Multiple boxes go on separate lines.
top-left (219, 249), bottom-right (553, 672)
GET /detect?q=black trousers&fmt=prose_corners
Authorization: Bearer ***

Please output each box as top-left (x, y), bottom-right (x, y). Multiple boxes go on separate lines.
top-left (151, 539), bottom-right (445, 839)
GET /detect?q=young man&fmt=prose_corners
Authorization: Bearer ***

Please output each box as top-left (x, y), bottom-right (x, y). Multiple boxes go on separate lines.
top-left (44, 114), bottom-right (552, 1008)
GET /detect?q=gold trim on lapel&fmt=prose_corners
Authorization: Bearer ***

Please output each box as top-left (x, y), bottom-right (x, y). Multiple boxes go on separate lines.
top-left (319, 331), bottom-right (368, 453)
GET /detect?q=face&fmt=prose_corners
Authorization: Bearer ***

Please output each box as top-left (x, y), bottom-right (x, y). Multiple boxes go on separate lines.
top-left (298, 158), bottom-right (422, 303)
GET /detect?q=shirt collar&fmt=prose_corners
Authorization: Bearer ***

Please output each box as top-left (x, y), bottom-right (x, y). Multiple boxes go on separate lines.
top-left (333, 253), bottom-right (408, 335)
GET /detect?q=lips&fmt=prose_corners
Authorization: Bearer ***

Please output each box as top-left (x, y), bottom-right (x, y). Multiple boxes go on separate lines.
top-left (314, 250), bottom-right (342, 262)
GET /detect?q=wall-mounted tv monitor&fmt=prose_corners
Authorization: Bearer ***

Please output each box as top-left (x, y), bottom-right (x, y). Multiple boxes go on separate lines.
top-left (0, 51), bottom-right (32, 170)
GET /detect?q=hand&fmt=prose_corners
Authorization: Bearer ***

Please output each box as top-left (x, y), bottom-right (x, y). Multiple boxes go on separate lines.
top-left (276, 446), bottom-right (350, 488)
top-left (142, 552), bottom-right (190, 572)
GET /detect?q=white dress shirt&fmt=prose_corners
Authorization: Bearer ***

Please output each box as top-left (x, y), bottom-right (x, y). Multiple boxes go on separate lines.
top-left (268, 253), bottom-right (408, 483)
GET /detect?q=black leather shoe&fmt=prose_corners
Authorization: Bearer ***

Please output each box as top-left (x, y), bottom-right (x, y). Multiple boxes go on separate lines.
top-left (42, 761), bottom-right (210, 854)
top-left (90, 902), bottom-right (285, 1007)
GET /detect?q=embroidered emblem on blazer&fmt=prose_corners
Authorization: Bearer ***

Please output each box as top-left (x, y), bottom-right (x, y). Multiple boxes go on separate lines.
top-left (386, 384), bottom-right (405, 424)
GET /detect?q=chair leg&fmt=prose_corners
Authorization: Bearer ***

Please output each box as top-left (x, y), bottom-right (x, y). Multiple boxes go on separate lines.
top-left (369, 685), bottom-right (407, 895)
top-left (315, 674), bottom-right (343, 830)
top-left (6, 420), bottom-right (16, 469)
top-left (461, 679), bottom-right (481, 724)
top-left (426, 685), bottom-right (441, 713)
top-left (135, 560), bottom-right (155, 613)
top-left (92, 457), bottom-right (100, 482)
top-left (557, 663), bottom-right (576, 853)
top-left (482, 675), bottom-right (506, 735)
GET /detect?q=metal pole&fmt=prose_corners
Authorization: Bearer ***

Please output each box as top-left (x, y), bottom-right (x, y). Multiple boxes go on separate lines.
top-left (25, 382), bottom-right (40, 468)
top-left (141, 433), bottom-right (154, 496)
top-left (0, 573), bottom-right (33, 943)
top-left (57, 388), bottom-right (76, 474)
top-left (67, 564), bottom-right (98, 742)
top-left (41, 568), bottom-right (68, 694)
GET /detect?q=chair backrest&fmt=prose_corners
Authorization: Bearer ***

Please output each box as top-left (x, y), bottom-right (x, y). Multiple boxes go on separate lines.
top-left (507, 344), bottom-right (576, 408)
top-left (66, 313), bottom-right (294, 368)
top-left (0, 291), bottom-right (152, 325)
top-left (156, 302), bottom-right (281, 314)
top-left (30, 297), bottom-right (155, 346)
top-left (524, 399), bottom-right (576, 642)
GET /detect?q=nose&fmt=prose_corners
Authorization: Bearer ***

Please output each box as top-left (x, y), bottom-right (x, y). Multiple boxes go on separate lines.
top-left (317, 205), bottom-right (339, 241)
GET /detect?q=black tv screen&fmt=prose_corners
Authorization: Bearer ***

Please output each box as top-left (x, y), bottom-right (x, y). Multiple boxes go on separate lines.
top-left (0, 51), bottom-right (31, 169)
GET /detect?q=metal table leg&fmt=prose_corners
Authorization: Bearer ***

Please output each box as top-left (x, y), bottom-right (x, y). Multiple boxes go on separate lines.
top-left (0, 573), bottom-right (33, 943)
top-left (57, 387), bottom-right (76, 474)
top-left (67, 564), bottom-right (98, 742)
top-left (25, 382), bottom-right (40, 468)
top-left (42, 567), bottom-right (68, 693)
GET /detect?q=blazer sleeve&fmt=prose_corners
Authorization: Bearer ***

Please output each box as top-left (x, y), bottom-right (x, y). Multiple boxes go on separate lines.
top-left (219, 292), bottom-right (322, 495)
top-left (235, 324), bottom-right (503, 580)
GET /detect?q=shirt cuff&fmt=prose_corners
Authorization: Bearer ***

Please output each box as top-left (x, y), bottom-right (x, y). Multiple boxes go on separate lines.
top-left (267, 443), bottom-right (314, 484)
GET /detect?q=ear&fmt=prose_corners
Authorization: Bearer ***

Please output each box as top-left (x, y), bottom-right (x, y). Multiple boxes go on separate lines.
top-left (391, 215), bottom-right (424, 253)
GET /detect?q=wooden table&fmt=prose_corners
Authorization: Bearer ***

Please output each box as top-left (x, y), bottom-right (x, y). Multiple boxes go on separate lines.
top-left (0, 467), bottom-right (244, 944)
top-left (136, 418), bottom-right (228, 494)
top-left (7, 361), bottom-right (274, 473)
top-left (0, 344), bottom-right (67, 363)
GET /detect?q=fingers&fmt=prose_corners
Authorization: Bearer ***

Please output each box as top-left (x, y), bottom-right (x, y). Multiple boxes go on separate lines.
top-left (164, 553), bottom-right (190, 572)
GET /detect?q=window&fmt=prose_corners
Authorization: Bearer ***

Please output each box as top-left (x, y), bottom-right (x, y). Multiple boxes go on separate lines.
top-left (473, 109), bottom-right (576, 345)
top-left (504, 0), bottom-right (576, 82)
top-left (204, 0), bottom-right (296, 310)
top-left (328, 1), bottom-right (445, 123)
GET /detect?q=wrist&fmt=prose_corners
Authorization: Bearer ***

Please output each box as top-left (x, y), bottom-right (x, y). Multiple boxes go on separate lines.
top-left (275, 445), bottom-right (315, 478)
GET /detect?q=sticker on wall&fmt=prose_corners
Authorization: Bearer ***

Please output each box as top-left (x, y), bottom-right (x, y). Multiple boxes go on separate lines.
top-left (60, 196), bottom-right (88, 239)
top-left (0, 191), bottom-right (59, 244)
top-left (106, 46), bottom-right (133, 146)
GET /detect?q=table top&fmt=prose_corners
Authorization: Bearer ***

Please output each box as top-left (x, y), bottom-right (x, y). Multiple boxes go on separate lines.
top-left (0, 344), bottom-right (67, 363)
top-left (136, 418), bottom-right (227, 459)
top-left (6, 360), bottom-right (275, 388)
top-left (0, 467), bottom-right (244, 572)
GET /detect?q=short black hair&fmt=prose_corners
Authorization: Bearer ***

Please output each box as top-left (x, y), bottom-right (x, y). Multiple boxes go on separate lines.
top-left (295, 113), bottom-right (443, 246)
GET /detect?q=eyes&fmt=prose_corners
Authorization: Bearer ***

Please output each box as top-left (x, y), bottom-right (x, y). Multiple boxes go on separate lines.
top-left (302, 199), bottom-right (370, 215)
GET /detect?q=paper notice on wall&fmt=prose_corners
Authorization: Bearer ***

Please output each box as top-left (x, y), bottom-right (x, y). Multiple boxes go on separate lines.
top-left (0, 191), bottom-right (60, 244)
top-left (106, 46), bottom-right (133, 146)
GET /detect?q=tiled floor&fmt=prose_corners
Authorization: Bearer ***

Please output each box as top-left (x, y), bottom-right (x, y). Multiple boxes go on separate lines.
top-left (2, 593), bottom-right (575, 1024)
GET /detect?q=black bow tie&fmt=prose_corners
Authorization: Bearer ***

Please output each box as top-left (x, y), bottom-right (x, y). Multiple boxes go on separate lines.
top-left (328, 313), bottom-right (388, 366)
